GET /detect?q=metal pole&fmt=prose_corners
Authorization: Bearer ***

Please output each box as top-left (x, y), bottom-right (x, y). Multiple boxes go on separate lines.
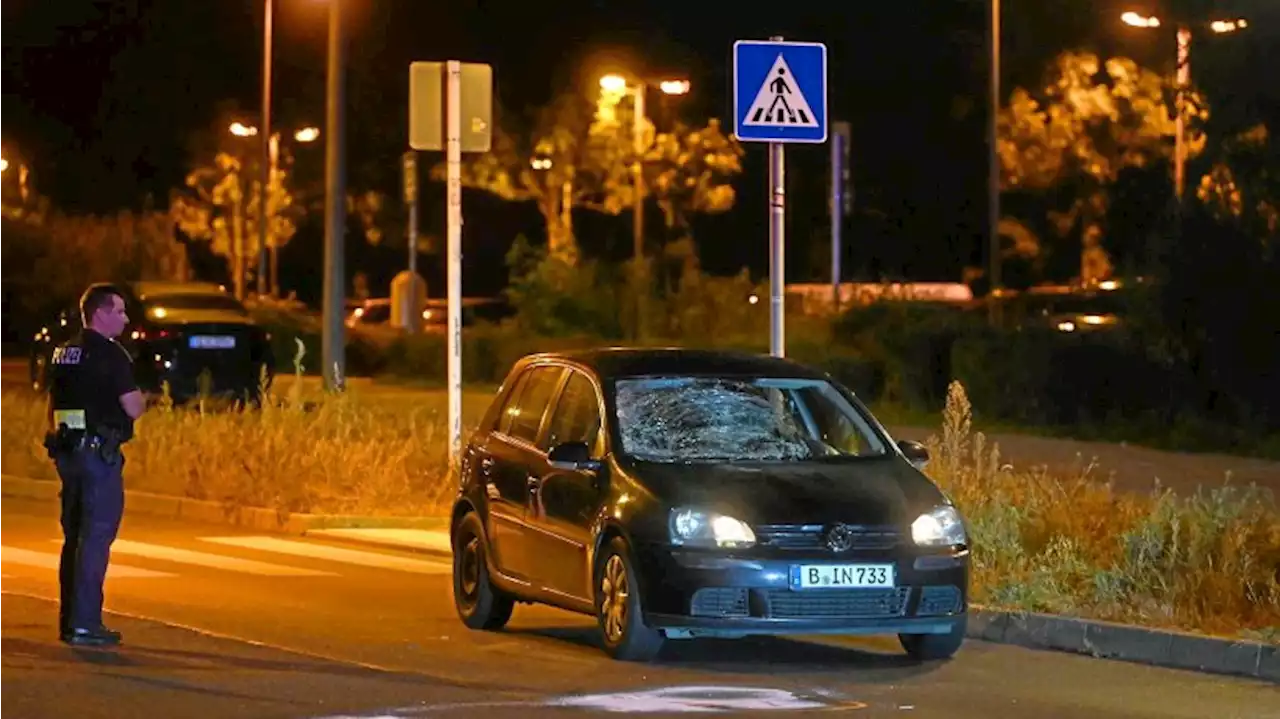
top-left (768, 35), bottom-right (786, 358)
top-left (269, 134), bottom-right (280, 296)
top-left (403, 150), bottom-right (419, 332)
top-left (632, 85), bottom-right (647, 341)
top-left (1174, 25), bottom-right (1191, 204)
top-left (321, 0), bottom-right (346, 392)
top-left (831, 124), bottom-right (843, 315)
top-left (257, 0), bottom-right (272, 298)
top-left (769, 140), bottom-right (785, 357)
top-left (446, 60), bottom-right (464, 467)
top-left (988, 0), bottom-right (1002, 322)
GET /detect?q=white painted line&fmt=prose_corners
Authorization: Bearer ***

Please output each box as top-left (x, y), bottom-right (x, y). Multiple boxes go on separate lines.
top-left (305, 528), bottom-right (452, 554)
top-left (3, 546), bottom-right (175, 578)
top-left (105, 540), bottom-right (336, 577)
top-left (199, 536), bottom-right (451, 575)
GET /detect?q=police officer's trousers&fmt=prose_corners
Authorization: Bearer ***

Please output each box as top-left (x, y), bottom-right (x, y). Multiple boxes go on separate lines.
top-left (55, 447), bottom-right (125, 632)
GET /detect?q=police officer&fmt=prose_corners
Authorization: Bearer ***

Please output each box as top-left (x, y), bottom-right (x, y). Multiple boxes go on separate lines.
top-left (44, 283), bottom-right (146, 646)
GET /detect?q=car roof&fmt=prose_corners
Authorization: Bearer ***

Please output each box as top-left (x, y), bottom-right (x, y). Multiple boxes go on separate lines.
top-left (130, 281), bottom-right (231, 300)
top-left (523, 347), bottom-right (832, 382)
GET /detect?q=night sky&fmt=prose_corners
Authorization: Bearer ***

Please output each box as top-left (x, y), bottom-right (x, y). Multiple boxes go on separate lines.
top-left (4, 0), bottom-right (1278, 301)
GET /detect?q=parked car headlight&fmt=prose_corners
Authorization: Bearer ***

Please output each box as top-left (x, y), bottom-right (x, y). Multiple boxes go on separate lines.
top-left (669, 508), bottom-right (756, 549)
top-left (911, 505), bottom-right (967, 547)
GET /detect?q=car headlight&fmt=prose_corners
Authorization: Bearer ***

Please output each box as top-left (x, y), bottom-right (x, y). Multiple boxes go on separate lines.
top-left (669, 508), bottom-right (756, 549)
top-left (911, 505), bottom-right (967, 547)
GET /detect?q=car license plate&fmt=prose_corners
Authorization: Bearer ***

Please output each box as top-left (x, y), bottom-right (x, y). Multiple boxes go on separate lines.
top-left (790, 563), bottom-right (896, 590)
top-left (188, 335), bottom-right (236, 350)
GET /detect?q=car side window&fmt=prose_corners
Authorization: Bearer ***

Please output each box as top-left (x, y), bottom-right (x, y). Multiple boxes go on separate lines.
top-left (542, 370), bottom-right (603, 455)
top-left (503, 366), bottom-right (563, 444)
top-left (494, 371), bottom-right (532, 434)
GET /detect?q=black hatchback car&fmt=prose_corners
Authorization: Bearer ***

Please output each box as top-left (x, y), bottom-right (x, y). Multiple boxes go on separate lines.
top-left (450, 348), bottom-right (970, 662)
top-left (30, 281), bottom-right (274, 403)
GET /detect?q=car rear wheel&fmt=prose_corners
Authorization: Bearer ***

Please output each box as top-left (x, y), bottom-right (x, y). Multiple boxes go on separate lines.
top-left (595, 536), bottom-right (664, 662)
top-left (899, 615), bottom-right (966, 661)
top-left (451, 512), bottom-right (514, 630)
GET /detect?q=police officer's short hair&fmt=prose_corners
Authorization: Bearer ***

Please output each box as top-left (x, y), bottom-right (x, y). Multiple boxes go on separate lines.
top-left (80, 283), bottom-right (125, 323)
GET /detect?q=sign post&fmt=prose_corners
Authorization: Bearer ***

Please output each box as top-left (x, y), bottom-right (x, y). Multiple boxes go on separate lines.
top-left (409, 60), bottom-right (492, 468)
top-left (733, 37), bottom-right (828, 358)
top-left (831, 120), bottom-right (851, 314)
top-left (402, 150), bottom-right (419, 332)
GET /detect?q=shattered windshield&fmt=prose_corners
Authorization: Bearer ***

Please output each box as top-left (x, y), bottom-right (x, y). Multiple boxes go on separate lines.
top-left (613, 376), bottom-right (890, 463)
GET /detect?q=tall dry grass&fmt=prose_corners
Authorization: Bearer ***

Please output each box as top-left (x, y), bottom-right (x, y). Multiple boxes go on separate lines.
top-left (1, 370), bottom-right (458, 516)
top-left (925, 380), bottom-right (1280, 640)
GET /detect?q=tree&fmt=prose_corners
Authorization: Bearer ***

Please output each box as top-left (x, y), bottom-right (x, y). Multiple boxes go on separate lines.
top-left (170, 147), bottom-right (305, 300)
top-left (1196, 123), bottom-right (1279, 255)
top-left (998, 51), bottom-right (1207, 283)
top-left (431, 92), bottom-right (632, 266)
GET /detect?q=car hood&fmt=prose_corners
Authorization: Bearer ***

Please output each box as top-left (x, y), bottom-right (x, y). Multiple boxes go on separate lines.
top-left (627, 457), bottom-right (941, 526)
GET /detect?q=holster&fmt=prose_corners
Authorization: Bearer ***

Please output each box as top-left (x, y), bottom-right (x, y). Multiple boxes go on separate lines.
top-left (44, 427), bottom-right (124, 465)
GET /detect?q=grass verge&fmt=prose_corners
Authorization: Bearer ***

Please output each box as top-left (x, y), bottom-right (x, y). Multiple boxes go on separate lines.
top-left (926, 381), bottom-right (1280, 642)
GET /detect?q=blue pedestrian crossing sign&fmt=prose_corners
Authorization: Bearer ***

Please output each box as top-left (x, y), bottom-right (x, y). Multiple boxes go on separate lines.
top-left (733, 40), bottom-right (828, 143)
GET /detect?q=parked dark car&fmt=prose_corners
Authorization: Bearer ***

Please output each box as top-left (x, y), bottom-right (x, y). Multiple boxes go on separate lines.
top-left (449, 348), bottom-right (970, 662)
top-left (30, 281), bottom-right (274, 403)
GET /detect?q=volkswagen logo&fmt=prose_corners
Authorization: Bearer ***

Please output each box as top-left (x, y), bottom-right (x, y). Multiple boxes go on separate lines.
top-left (825, 523), bottom-right (857, 552)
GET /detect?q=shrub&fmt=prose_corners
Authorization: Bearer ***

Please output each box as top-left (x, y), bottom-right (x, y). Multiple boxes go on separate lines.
top-left (831, 301), bottom-right (985, 410)
top-left (925, 380), bottom-right (1280, 638)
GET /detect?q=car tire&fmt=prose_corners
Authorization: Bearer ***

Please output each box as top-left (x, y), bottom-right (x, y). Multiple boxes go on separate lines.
top-left (451, 512), bottom-right (515, 631)
top-left (594, 536), bottom-right (664, 662)
top-left (899, 614), bottom-right (967, 661)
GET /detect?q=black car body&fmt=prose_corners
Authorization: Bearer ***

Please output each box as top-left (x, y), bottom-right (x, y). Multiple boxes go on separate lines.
top-left (450, 348), bottom-right (970, 662)
top-left (31, 281), bottom-right (274, 402)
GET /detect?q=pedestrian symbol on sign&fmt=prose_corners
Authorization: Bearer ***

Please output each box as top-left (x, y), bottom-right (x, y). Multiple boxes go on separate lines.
top-left (743, 54), bottom-right (818, 128)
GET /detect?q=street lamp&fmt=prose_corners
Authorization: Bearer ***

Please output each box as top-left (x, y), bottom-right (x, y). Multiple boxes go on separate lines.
top-left (228, 122), bottom-right (320, 296)
top-left (1121, 11), bottom-right (1250, 202)
top-left (597, 73), bottom-right (691, 340)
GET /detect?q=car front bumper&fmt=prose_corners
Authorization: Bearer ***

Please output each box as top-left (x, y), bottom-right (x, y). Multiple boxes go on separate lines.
top-left (634, 546), bottom-right (968, 640)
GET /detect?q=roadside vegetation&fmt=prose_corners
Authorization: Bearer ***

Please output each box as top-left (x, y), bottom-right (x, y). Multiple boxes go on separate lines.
top-left (4, 370), bottom-right (1277, 642)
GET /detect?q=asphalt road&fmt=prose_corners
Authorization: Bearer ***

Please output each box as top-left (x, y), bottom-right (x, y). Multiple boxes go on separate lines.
top-left (3, 497), bottom-right (1276, 719)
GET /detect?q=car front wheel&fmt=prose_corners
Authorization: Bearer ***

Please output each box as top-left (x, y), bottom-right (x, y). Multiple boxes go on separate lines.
top-left (899, 614), bottom-right (967, 661)
top-left (451, 512), bottom-right (514, 630)
top-left (595, 536), bottom-right (664, 662)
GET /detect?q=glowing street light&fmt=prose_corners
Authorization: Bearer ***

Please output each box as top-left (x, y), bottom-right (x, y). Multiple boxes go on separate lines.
top-left (0, 158), bottom-right (8, 173)
top-left (1121, 11), bottom-right (1160, 28)
top-left (1120, 11), bottom-right (1251, 202)
top-left (659, 80), bottom-right (691, 96)
top-left (230, 121), bottom-right (259, 137)
top-left (530, 157), bottom-right (553, 171)
top-left (1210, 19), bottom-right (1248, 34)
top-left (599, 74), bottom-right (628, 94)
top-left (294, 126), bottom-right (321, 143)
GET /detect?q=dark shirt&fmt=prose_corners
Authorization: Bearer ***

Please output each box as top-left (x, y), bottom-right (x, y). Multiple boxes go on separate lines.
top-left (48, 329), bottom-right (139, 441)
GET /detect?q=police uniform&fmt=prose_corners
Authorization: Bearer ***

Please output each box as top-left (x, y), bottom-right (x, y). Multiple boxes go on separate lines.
top-left (45, 328), bottom-right (138, 646)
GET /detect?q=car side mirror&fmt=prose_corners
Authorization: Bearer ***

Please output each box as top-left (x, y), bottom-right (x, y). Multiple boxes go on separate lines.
top-left (548, 441), bottom-right (602, 473)
top-left (898, 439), bottom-right (929, 470)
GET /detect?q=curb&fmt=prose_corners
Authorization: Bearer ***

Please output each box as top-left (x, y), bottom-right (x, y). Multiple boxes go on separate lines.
top-left (1, 475), bottom-right (448, 536)
top-left (4, 475), bottom-right (1275, 682)
top-left (967, 607), bottom-right (1278, 684)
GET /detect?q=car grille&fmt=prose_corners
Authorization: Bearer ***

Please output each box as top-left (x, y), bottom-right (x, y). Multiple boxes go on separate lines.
top-left (916, 585), bottom-right (963, 616)
top-left (690, 588), bottom-right (750, 618)
top-left (689, 587), bottom-right (912, 620)
top-left (765, 587), bottom-right (910, 619)
top-left (755, 524), bottom-right (902, 552)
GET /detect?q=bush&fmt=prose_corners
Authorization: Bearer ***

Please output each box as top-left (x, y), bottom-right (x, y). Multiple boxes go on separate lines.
top-left (925, 381), bottom-right (1280, 638)
top-left (831, 302), bottom-right (985, 410)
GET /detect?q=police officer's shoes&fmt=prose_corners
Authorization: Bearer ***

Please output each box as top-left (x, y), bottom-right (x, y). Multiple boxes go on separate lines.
top-left (61, 626), bottom-right (122, 646)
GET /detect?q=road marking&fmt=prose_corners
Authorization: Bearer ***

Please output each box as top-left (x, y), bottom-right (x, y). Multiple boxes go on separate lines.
top-left (105, 540), bottom-right (336, 577)
top-left (199, 536), bottom-right (451, 575)
top-left (2, 546), bottom-right (175, 578)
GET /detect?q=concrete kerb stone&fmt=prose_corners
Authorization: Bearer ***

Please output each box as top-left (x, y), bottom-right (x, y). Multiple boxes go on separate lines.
top-left (968, 607), bottom-right (1278, 683)
top-left (1, 474), bottom-right (447, 536)
top-left (4, 474), bottom-right (1276, 682)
